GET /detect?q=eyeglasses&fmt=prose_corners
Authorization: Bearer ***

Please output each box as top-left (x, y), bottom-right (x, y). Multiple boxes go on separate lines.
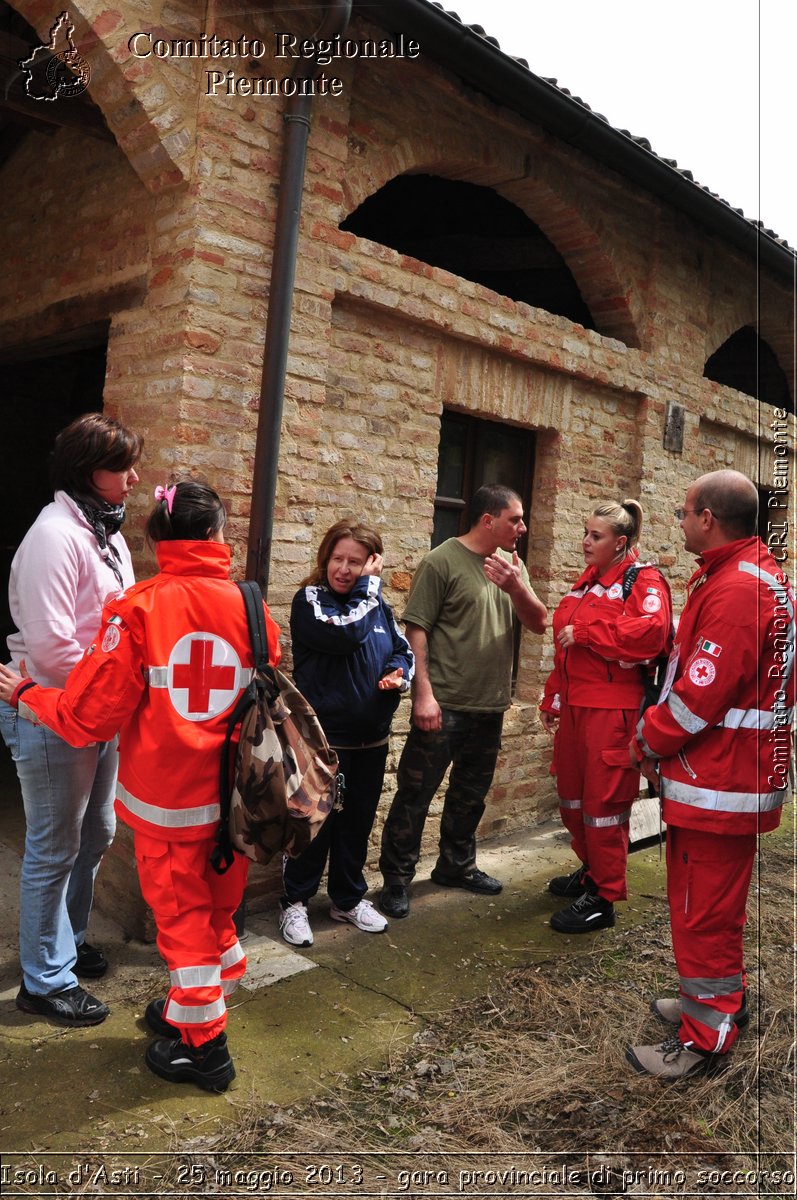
top-left (674, 507), bottom-right (705, 520)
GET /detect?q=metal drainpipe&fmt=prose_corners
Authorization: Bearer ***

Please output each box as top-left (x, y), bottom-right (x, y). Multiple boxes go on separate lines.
top-left (247, 0), bottom-right (353, 592)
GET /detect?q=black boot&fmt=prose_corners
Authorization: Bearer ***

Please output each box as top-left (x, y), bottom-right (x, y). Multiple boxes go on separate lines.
top-left (145, 1032), bottom-right (235, 1092)
top-left (145, 997), bottom-right (180, 1038)
top-left (550, 889), bottom-right (615, 933)
top-left (379, 883), bottom-right (410, 918)
top-left (547, 865), bottom-right (590, 898)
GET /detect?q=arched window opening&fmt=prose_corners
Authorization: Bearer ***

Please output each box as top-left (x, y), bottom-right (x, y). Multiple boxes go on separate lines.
top-left (704, 327), bottom-right (793, 414)
top-left (341, 174), bottom-right (596, 330)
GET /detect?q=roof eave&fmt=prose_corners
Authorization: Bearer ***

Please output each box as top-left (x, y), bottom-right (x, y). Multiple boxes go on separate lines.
top-left (364, 0), bottom-right (795, 286)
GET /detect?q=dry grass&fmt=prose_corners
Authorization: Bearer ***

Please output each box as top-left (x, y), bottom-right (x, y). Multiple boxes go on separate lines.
top-left (218, 838), bottom-right (793, 1194)
top-left (58, 836), bottom-right (797, 1197)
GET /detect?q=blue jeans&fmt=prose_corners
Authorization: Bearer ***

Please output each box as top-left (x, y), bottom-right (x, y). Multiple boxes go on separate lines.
top-left (0, 701), bottom-right (118, 995)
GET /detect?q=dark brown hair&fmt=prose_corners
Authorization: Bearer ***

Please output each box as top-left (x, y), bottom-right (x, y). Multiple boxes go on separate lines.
top-left (469, 484), bottom-right (522, 526)
top-left (302, 519), bottom-right (383, 587)
top-left (51, 413), bottom-right (142, 497)
top-left (145, 480), bottom-right (227, 545)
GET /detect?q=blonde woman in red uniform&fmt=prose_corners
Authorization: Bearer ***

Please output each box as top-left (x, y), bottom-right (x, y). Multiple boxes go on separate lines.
top-left (0, 481), bottom-right (280, 1093)
top-left (540, 499), bottom-right (671, 934)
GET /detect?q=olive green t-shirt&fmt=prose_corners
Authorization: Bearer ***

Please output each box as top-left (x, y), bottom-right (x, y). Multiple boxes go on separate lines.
top-left (403, 538), bottom-right (529, 712)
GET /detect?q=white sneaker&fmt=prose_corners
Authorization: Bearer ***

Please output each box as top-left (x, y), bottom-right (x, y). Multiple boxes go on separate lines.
top-left (330, 898), bottom-right (388, 933)
top-left (279, 901), bottom-right (313, 947)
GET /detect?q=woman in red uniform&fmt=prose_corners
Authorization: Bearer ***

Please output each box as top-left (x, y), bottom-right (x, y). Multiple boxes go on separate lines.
top-left (540, 499), bottom-right (671, 934)
top-left (0, 481), bottom-right (281, 1093)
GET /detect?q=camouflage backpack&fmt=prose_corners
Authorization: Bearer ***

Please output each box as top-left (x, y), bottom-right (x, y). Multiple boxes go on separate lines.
top-left (211, 581), bottom-right (339, 874)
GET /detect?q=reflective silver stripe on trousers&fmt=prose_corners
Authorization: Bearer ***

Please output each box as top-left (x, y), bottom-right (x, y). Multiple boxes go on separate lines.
top-left (667, 692), bottom-right (708, 735)
top-left (680, 994), bottom-right (736, 1037)
top-left (147, 666), bottom-right (254, 688)
top-left (559, 799), bottom-right (581, 810)
top-left (170, 964), bottom-right (222, 989)
top-left (720, 706), bottom-right (793, 730)
top-left (164, 996), bottom-right (226, 1025)
top-left (220, 941), bottom-right (245, 971)
top-left (584, 808), bottom-right (631, 828)
top-left (663, 778), bottom-right (783, 814)
top-left (117, 782), bottom-right (220, 828)
top-left (681, 974), bottom-right (743, 998)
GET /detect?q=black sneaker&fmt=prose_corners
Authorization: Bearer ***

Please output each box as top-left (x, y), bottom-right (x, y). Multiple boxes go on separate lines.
top-left (379, 883), bottom-right (410, 919)
top-left (430, 868), bottom-right (503, 895)
top-left (548, 865), bottom-right (590, 898)
top-left (75, 941), bottom-right (108, 978)
top-left (16, 982), bottom-right (109, 1026)
top-left (145, 1032), bottom-right (235, 1093)
top-left (550, 890), bottom-right (615, 934)
top-left (145, 998), bottom-right (180, 1038)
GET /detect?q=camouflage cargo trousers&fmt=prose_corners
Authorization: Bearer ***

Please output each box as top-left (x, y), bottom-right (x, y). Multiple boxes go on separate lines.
top-left (378, 708), bottom-right (504, 885)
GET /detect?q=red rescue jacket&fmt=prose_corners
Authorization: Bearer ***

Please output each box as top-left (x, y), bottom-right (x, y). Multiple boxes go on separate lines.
top-left (541, 550), bottom-right (673, 712)
top-left (636, 537), bottom-right (793, 835)
top-left (18, 541), bottom-right (281, 841)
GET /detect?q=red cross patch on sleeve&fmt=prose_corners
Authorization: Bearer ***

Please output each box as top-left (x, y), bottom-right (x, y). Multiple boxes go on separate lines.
top-left (688, 657), bottom-right (716, 686)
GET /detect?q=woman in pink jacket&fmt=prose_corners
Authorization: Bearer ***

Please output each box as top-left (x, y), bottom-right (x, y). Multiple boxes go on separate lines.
top-left (0, 414), bottom-right (141, 1026)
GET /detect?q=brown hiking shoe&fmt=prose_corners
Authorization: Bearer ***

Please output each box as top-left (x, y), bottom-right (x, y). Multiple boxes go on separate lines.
top-left (651, 993), bottom-right (749, 1028)
top-left (650, 996), bottom-right (682, 1025)
top-left (626, 1033), bottom-right (721, 1080)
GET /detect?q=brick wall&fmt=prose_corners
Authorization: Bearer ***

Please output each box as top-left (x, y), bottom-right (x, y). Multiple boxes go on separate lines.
top-left (1, 0), bottom-right (793, 934)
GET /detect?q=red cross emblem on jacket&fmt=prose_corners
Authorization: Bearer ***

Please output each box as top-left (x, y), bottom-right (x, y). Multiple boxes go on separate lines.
top-left (167, 632), bottom-right (244, 721)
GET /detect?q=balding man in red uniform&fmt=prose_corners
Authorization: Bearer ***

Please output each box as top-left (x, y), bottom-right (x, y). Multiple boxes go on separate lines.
top-left (627, 470), bottom-right (793, 1080)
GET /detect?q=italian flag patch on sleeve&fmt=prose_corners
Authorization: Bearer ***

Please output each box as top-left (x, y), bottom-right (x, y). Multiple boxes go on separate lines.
top-left (701, 639), bottom-right (722, 657)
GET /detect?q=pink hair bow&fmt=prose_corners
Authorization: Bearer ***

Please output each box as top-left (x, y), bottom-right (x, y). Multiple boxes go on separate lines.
top-left (154, 484), bottom-right (177, 513)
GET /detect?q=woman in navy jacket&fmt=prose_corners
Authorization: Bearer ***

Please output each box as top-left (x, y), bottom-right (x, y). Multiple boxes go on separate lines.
top-left (279, 520), bottom-right (414, 946)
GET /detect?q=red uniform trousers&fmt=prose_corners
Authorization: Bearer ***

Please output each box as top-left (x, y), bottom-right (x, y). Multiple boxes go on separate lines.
top-left (554, 704), bottom-right (640, 903)
top-left (134, 831), bottom-right (249, 1048)
top-left (666, 825), bottom-right (755, 1055)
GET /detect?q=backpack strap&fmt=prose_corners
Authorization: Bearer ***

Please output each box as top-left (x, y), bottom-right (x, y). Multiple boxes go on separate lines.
top-left (211, 581), bottom-right (268, 875)
top-left (621, 563), bottom-right (643, 601)
top-left (237, 580), bottom-right (270, 670)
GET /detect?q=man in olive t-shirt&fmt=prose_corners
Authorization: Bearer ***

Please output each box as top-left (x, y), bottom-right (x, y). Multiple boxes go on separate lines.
top-left (378, 485), bottom-right (547, 919)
